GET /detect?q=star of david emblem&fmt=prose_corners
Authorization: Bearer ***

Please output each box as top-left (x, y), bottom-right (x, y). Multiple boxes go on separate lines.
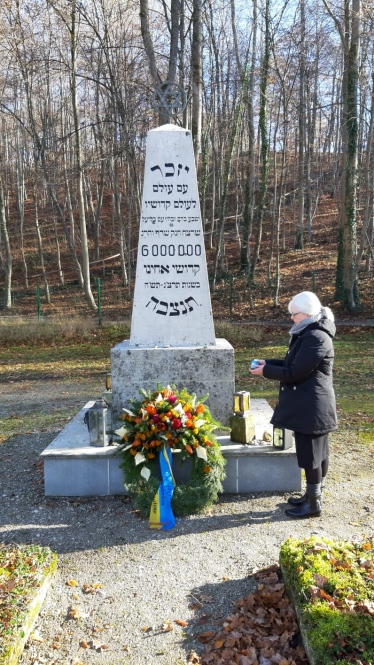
top-left (151, 82), bottom-right (187, 120)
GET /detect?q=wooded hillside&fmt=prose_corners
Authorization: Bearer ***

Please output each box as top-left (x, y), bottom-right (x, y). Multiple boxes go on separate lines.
top-left (0, 0), bottom-right (373, 321)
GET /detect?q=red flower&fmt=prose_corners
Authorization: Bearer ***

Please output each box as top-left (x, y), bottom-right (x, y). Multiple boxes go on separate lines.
top-left (172, 418), bottom-right (182, 429)
top-left (152, 414), bottom-right (160, 423)
top-left (168, 395), bottom-right (177, 404)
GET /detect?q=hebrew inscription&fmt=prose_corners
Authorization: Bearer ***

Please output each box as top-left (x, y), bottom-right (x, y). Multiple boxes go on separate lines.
top-left (130, 126), bottom-right (215, 347)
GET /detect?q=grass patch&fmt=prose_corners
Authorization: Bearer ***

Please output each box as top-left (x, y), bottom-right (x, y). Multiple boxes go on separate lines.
top-left (0, 316), bottom-right (130, 347)
top-left (0, 319), bottom-right (373, 439)
top-left (280, 536), bottom-right (374, 665)
top-left (0, 544), bottom-right (57, 665)
top-left (0, 407), bottom-right (77, 437)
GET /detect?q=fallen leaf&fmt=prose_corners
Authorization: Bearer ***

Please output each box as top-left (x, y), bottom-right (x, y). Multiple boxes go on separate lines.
top-left (161, 621), bottom-right (173, 632)
top-left (68, 606), bottom-right (84, 620)
top-left (175, 619), bottom-right (188, 627)
top-left (95, 643), bottom-right (109, 652)
top-left (198, 631), bottom-right (215, 642)
top-left (80, 640), bottom-right (89, 649)
top-left (67, 579), bottom-right (79, 586)
top-left (313, 573), bottom-right (328, 588)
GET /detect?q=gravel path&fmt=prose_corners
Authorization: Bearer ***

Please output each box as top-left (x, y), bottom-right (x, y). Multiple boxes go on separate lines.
top-left (1, 379), bottom-right (374, 665)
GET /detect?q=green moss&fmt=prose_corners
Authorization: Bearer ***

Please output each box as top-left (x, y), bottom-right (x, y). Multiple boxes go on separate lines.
top-left (0, 544), bottom-right (57, 665)
top-left (280, 536), bottom-right (374, 665)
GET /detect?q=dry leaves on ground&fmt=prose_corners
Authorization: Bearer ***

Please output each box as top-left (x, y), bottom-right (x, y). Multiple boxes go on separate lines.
top-left (191, 565), bottom-right (308, 665)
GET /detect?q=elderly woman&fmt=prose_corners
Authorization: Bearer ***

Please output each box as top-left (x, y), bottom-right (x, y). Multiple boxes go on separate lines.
top-left (249, 291), bottom-right (337, 519)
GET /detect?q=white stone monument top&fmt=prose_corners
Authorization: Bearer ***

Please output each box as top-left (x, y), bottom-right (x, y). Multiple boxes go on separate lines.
top-left (129, 124), bottom-right (216, 348)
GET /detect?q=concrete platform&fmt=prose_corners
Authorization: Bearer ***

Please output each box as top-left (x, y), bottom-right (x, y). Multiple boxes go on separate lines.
top-left (41, 399), bottom-right (301, 496)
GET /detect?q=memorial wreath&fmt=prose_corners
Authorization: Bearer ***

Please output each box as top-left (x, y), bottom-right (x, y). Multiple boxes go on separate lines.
top-left (117, 385), bottom-right (226, 519)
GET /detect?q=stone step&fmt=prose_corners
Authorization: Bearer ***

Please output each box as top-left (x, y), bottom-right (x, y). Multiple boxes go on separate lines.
top-left (41, 399), bottom-right (301, 496)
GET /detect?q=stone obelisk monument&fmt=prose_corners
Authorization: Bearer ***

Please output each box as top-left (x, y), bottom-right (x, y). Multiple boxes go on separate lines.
top-left (111, 91), bottom-right (234, 425)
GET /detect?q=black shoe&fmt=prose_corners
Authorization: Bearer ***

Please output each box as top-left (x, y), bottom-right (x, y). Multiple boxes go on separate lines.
top-left (285, 496), bottom-right (322, 519)
top-left (288, 493), bottom-right (306, 506)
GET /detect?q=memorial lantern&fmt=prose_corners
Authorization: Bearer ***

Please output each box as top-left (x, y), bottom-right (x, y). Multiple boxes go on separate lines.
top-left (84, 399), bottom-right (109, 447)
top-left (272, 427), bottom-right (293, 450)
top-left (102, 374), bottom-right (113, 434)
top-left (230, 391), bottom-right (255, 444)
top-left (233, 391), bottom-right (250, 416)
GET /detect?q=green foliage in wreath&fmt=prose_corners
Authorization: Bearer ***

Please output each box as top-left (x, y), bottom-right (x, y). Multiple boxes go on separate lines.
top-left (117, 384), bottom-right (226, 517)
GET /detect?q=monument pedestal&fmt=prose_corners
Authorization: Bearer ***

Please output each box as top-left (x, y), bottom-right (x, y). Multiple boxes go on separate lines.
top-left (41, 399), bottom-right (301, 496)
top-left (110, 338), bottom-right (234, 426)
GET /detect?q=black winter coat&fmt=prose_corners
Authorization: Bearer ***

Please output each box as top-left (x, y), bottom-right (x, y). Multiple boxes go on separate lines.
top-left (263, 317), bottom-right (337, 435)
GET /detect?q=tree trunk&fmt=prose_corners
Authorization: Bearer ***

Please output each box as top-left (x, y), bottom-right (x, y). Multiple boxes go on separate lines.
top-left (0, 174), bottom-right (12, 309)
top-left (250, 0), bottom-right (270, 281)
top-left (295, 0), bottom-right (305, 250)
top-left (240, 0), bottom-right (257, 275)
top-left (70, 0), bottom-right (97, 310)
top-left (191, 0), bottom-right (202, 162)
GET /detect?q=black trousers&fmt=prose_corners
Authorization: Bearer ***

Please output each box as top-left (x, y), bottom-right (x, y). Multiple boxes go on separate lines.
top-left (294, 432), bottom-right (329, 472)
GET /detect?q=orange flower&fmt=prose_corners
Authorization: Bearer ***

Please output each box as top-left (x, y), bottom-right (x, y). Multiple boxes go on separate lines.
top-left (132, 439), bottom-right (142, 447)
top-left (123, 434), bottom-right (128, 442)
top-left (185, 444), bottom-right (193, 454)
top-left (149, 440), bottom-right (158, 448)
top-left (146, 405), bottom-right (156, 415)
top-left (196, 404), bottom-right (205, 414)
top-left (203, 465), bottom-right (212, 473)
top-left (130, 449), bottom-right (137, 456)
top-left (148, 452), bottom-right (156, 459)
top-left (135, 417), bottom-right (142, 424)
top-left (204, 440), bottom-right (213, 447)
top-left (186, 419), bottom-right (194, 428)
top-left (165, 431), bottom-right (173, 439)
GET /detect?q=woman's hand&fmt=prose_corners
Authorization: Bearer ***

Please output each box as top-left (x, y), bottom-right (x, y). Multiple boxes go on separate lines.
top-left (249, 359), bottom-right (265, 376)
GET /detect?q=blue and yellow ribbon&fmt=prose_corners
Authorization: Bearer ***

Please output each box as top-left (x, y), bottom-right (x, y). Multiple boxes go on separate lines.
top-left (149, 444), bottom-right (176, 530)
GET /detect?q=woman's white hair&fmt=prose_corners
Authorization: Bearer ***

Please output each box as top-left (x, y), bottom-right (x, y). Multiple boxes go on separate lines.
top-left (288, 291), bottom-right (334, 322)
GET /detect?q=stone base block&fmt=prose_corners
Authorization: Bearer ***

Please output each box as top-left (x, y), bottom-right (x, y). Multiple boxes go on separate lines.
top-left (41, 400), bottom-right (301, 496)
top-left (218, 436), bottom-right (301, 493)
top-left (110, 338), bottom-right (234, 426)
top-left (229, 414), bottom-right (256, 444)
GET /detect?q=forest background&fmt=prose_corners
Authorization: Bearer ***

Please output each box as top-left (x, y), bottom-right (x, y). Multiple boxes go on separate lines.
top-left (0, 0), bottom-right (373, 323)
